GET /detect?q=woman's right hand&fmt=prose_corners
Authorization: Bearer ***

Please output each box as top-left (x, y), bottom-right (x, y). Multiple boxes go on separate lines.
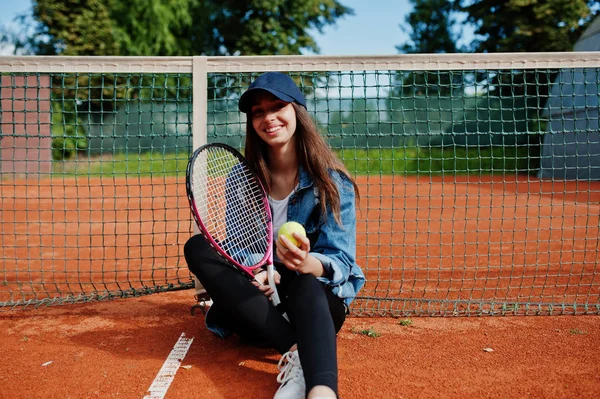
top-left (251, 269), bottom-right (281, 299)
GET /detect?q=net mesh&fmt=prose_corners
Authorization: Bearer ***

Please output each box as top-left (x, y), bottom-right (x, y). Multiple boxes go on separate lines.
top-left (1, 68), bottom-right (194, 308)
top-left (1, 54), bottom-right (599, 315)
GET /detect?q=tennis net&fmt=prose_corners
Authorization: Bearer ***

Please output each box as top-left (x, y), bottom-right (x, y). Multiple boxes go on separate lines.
top-left (1, 54), bottom-right (599, 315)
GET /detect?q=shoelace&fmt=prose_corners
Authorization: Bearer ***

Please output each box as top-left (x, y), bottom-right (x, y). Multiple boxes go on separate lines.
top-left (276, 351), bottom-right (303, 384)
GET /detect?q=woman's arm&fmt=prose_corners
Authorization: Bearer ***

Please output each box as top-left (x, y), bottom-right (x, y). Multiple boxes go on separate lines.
top-left (277, 172), bottom-right (357, 284)
top-left (275, 234), bottom-right (326, 277)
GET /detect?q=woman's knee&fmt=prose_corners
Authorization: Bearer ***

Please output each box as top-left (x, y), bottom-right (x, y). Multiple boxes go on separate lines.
top-left (288, 274), bottom-right (326, 308)
top-left (186, 234), bottom-right (219, 260)
top-left (184, 234), bottom-right (205, 260)
top-left (183, 234), bottom-right (212, 276)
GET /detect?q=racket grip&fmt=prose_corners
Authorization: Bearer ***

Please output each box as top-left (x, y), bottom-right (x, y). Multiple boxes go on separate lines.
top-left (264, 264), bottom-right (289, 321)
top-left (267, 264), bottom-right (281, 306)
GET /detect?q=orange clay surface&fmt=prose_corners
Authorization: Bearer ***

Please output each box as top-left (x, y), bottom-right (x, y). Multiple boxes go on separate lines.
top-left (1, 175), bottom-right (599, 398)
top-left (0, 290), bottom-right (599, 399)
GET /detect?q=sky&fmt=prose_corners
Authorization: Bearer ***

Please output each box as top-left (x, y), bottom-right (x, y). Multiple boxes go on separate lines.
top-left (308, 0), bottom-right (412, 55)
top-left (0, 0), bottom-right (413, 56)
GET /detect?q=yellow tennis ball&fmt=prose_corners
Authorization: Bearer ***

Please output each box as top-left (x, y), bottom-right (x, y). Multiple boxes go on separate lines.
top-left (278, 221), bottom-right (306, 247)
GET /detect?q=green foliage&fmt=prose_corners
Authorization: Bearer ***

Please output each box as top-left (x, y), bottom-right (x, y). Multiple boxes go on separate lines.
top-left (394, 1), bottom-right (597, 163)
top-left (181, 0), bottom-right (354, 56)
top-left (6, 1), bottom-right (351, 160)
top-left (399, 0), bottom-right (460, 54)
top-left (14, 0), bottom-right (353, 57)
top-left (412, 145), bottom-right (539, 175)
top-left (50, 101), bottom-right (88, 160)
top-left (398, 318), bottom-right (413, 326)
top-left (337, 145), bottom-right (539, 175)
top-left (52, 144), bottom-right (538, 177)
top-left (46, 71), bottom-right (193, 160)
top-left (400, 0), bottom-right (598, 55)
top-left (396, 0), bottom-right (461, 97)
top-left (54, 152), bottom-right (189, 176)
top-left (456, 1), bottom-right (589, 123)
top-left (352, 327), bottom-right (381, 338)
top-left (393, 71), bottom-right (462, 97)
top-left (461, 0), bottom-right (597, 53)
top-left (110, 0), bottom-right (193, 56)
top-left (569, 328), bottom-right (587, 335)
top-left (31, 0), bottom-right (118, 55)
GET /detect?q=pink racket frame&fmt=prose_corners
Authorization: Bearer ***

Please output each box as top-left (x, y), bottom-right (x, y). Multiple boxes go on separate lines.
top-left (186, 143), bottom-right (282, 307)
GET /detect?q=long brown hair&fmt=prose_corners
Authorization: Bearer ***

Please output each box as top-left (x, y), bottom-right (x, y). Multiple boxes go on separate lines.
top-left (244, 103), bottom-right (359, 225)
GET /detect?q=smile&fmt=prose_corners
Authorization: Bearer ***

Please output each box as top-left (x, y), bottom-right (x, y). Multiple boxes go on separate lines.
top-left (266, 126), bottom-right (282, 133)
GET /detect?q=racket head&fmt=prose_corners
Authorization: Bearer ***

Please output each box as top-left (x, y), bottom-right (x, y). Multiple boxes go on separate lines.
top-left (186, 143), bottom-right (273, 278)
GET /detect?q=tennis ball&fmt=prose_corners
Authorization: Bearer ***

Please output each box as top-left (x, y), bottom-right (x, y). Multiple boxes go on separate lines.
top-left (278, 221), bottom-right (306, 247)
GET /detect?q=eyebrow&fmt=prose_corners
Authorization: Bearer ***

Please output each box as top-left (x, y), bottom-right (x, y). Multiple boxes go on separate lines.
top-left (251, 99), bottom-right (285, 113)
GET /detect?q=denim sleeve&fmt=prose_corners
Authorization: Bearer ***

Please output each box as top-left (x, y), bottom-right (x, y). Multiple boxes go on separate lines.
top-left (310, 173), bottom-right (357, 287)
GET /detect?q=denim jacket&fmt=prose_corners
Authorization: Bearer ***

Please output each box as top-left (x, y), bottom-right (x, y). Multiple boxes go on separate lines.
top-left (204, 166), bottom-right (365, 338)
top-left (287, 166), bottom-right (365, 306)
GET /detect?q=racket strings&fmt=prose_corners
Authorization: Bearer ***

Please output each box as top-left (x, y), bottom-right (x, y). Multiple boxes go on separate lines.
top-left (192, 147), bottom-right (270, 267)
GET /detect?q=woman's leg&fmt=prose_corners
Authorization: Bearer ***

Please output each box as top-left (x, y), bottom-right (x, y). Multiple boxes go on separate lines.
top-left (286, 274), bottom-right (346, 397)
top-left (184, 234), bottom-right (296, 353)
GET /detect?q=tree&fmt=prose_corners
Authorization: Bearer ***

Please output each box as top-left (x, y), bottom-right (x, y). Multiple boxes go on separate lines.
top-left (461, 0), bottom-right (597, 53)
top-left (109, 0), bottom-right (194, 56)
top-left (399, 0), bottom-right (460, 54)
top-left (183, 0), bottom-right (353, 56)
top-left (398, 0), bottom-right (599, 54)
top-left (1, 0), bottom-right (353, 159)
top-left (395, 0), bottom-right (599, 174)
top-left (19, 0), bottom-right (118, 55)
top-left (394, 0), bottom-right (462, 97)
top-left (8, 0), bottom-right (353, 56)
top-left (456, 0), bottom-right (599, 124)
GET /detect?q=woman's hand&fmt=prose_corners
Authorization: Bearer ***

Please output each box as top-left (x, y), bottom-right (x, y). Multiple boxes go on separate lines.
top-left (276, 233), bottom-right (324, 277)
top-left (251, 269), bottom-right (280, 299)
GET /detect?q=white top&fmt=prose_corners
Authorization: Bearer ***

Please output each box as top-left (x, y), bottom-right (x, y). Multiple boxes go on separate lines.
top-left (269, 193), bottom-right (291, 245)
top-left (269, 183), bottom-right (299, 262)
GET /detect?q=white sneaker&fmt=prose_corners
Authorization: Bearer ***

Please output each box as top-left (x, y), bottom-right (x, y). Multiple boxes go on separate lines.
top-left (273, 350), bottom-right (305, 399)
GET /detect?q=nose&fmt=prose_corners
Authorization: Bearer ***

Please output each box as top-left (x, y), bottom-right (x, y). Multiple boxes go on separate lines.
top-left (264, 110), bottom-right (277, 121)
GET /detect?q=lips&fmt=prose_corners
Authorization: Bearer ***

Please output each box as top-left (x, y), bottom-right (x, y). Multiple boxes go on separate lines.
top-left (265, 125), bottom-right (282, 135)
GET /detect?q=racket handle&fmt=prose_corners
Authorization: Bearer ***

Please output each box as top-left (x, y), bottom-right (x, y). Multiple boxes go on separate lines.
top-left (267, 264), bottom-right (281, 306)
top-left (267, 264), bottom-right (289, 321)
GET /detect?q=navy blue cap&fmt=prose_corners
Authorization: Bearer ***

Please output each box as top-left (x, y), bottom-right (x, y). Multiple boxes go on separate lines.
top-left (239, 72), bottom-right (306, 113)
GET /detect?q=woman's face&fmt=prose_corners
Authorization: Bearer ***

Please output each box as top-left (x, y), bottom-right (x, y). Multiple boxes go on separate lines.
top-left (250, 92), bottom-right (297, 150)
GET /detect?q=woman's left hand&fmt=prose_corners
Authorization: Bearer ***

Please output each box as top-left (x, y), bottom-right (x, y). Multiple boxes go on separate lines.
top-left (276, 233), bottom-right (324, 277)
top-left (251, 269), bottom-right (280, 299)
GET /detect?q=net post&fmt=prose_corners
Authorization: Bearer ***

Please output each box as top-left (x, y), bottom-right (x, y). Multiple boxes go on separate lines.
top-left (192, 56), bottom-right (209, 298)
top-left (192, 56), bottom-right (208, 150)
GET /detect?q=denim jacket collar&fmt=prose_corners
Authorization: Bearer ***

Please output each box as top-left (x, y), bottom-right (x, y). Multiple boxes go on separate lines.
top-left (297, 165), bottom-right (313, 192)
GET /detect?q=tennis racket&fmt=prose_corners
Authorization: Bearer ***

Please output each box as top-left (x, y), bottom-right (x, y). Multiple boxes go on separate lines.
top-left (186, 143), bottom-right (285, 314)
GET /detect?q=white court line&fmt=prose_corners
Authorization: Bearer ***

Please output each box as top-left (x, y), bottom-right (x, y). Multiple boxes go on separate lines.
top-left (143, 333), bottom-right (194, 399)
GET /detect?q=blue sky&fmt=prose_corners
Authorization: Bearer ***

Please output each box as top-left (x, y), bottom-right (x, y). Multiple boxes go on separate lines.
top-left (0, 0), bottom-right (413, 56)
top-left (0, 0), bottom-right (31, 29)
top-left (308, 0), bottom-right (412, 55)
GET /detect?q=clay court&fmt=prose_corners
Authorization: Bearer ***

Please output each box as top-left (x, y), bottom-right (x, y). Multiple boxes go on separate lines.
top-left (1, 290), bottom-right (599, 399)
top-left (1, 174), bottom-right (599, 398)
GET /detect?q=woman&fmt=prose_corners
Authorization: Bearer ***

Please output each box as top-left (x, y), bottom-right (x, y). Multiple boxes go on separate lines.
top-left (184, 72), bottom-right (365, 399)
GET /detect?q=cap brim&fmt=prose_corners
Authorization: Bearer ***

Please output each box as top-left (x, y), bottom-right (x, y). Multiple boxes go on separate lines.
top-left (238, 88), bottom-right (295, 113)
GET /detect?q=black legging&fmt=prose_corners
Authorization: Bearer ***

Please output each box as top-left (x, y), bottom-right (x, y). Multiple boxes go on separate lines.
top-left (184, 234), bottom-right (346, 396)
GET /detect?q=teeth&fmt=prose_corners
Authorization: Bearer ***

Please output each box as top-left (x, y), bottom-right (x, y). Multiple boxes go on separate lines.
top-left (266, 126), bottom-right (281, 133)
